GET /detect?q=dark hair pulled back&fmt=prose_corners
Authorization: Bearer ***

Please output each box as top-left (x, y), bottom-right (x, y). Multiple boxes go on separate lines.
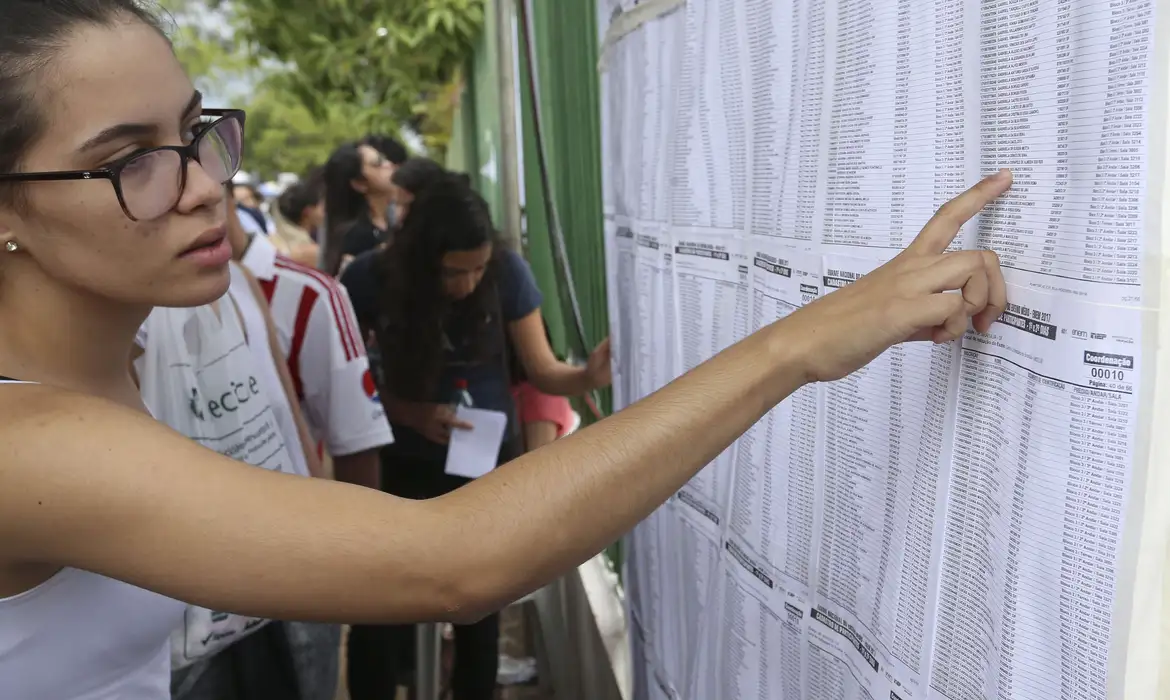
top-left (321, 141), bottom-right (367, 276)
top-left (0, 1), bottom-right (163, 203)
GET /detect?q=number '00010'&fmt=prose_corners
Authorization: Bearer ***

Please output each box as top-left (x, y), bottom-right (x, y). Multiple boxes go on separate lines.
top-left (1090, 368), bottom-right (1124, 381)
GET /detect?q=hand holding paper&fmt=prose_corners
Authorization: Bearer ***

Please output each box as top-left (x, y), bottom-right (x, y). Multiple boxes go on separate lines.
top-left (443, 406), bottom-right (508, 479)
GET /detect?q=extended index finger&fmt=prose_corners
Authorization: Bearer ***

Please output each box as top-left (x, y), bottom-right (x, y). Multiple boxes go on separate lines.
top-left (908, 169), bottom-right (1013, 255)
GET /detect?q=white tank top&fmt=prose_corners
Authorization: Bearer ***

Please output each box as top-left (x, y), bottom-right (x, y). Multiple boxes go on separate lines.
top-left (0, 382), bottom-right (185, 700)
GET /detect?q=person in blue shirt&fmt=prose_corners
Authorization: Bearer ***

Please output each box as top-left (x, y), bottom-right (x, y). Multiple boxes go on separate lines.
top-left (341, 171), bottom-right (611, 700)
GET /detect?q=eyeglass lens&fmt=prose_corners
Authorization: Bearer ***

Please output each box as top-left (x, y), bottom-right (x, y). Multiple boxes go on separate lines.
top-left (120, 115), bottom-right (244, 220)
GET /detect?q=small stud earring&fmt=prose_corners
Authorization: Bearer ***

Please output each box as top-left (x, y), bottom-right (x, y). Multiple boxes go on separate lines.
top-left (4, 241), bottom-right (17, 253)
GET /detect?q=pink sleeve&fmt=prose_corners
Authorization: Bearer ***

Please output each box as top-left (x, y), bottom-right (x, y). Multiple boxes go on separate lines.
top-left (513, 382), bottom-right (575, 437)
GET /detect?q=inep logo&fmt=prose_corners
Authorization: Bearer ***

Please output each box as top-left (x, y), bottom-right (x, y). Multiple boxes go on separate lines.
top-left (362, 369), bottom-right (379, 402)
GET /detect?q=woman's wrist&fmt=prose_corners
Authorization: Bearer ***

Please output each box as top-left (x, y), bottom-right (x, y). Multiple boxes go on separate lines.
top-left (580, 366), bottom-right (602, 394)
top-left (757, 316), bottom-right (819, 396)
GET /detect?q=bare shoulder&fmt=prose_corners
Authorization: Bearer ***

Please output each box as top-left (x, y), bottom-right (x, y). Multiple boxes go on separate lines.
top-left (0, 384), bottom-right (252, 563)
top-left (0, 383), bottom-right (182, 502)
top-left (0, 382), bottom-right (439, 621)
top-left (0, 383), bottom-right (151, 444)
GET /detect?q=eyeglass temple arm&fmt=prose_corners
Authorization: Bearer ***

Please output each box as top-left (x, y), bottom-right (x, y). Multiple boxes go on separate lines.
top-left (0, 169), bottom-right (114, 183)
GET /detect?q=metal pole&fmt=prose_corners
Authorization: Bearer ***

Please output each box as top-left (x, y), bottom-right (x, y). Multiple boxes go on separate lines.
top-left (415, 623), bottom-right (442, 700)
top-left (495, 0), bottom-right (522, 250)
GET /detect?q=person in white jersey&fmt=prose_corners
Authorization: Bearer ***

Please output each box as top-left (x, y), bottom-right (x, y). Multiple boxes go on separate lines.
top-left (0, 3), bottom-right (1012, 699)
top-left (227, 259), bottom-right (322, 479)
top-left (233, 190), bottom-right (392, 490)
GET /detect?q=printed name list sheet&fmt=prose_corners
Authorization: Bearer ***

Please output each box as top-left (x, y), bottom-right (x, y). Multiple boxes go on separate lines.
top-left (810, 255), bottom-right (961, 700)
top-left (712, 243), bottom-right (821, 700)
top-left (670, 0), bottom-right (750, 233)
top-left (607, 222), bottom-right (637, 412)
top-left (635, 226), bottom-right (677, 399)
top-left (977, 0), bottom-right (1155, 306)
top-left (726, 245), bottom-right (822, 603)
top-left (673, 232), bottom-right (750, 535)
top-left (929, 286), bottom-right (1141, 700)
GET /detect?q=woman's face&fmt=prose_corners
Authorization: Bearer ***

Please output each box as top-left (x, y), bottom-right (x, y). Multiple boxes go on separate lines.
top-left (355, 144), bottom-right (394, 198)
top-left (441, 243), bottom-right (493, 301)
top-left (0, 19), bottom-right (233, 308)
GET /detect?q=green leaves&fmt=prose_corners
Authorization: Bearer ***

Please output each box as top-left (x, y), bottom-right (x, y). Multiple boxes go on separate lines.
top-left (164, 0), bottom-right (483, 175)
top-left (242, 84), bottom-right (381, 179)
top-left (231, 0), bottom-right (483, 146)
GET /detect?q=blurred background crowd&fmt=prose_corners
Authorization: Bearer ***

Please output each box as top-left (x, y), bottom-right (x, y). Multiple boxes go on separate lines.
top-left (150, 2), bottom-right (606, 700)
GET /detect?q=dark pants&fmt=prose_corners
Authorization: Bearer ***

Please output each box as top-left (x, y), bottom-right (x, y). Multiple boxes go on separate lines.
top-left (346, 444), bottom-right (514, 700)
top-left (347, 613), bottom-right (501, 700)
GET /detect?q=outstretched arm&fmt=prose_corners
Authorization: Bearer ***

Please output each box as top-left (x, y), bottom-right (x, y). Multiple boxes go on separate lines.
top-left (0, 171), bottom-right (1011, 627)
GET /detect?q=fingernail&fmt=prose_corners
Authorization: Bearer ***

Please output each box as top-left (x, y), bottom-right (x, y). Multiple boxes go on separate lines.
top-left (995, 168), bottom-right (1011, 180)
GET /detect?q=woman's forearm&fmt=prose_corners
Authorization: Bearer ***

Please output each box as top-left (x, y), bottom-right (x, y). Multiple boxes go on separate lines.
top-left (527, 361), bottom-right (592, 397)
top-left (435, 320), bottom-right (805, 615)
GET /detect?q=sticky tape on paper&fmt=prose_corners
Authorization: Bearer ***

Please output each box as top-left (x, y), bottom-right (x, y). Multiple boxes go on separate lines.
top-left (598, 0), bottom-right (686, 73)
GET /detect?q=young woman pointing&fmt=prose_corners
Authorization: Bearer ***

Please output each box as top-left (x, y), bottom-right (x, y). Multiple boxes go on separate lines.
top-left (0, 2), bottom-right (1010, 699)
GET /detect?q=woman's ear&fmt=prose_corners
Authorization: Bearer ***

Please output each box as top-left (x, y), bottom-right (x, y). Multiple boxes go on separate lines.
top-left (350, 177), bottom-right (369, 195)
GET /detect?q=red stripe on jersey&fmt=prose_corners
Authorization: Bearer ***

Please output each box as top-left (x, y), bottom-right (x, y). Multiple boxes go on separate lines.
top-left (288, 287), bottom-right (320, 399)
top-left (258, 277), bottom-right (277, 304)
top-left (341, 291), bottom-right (366, 358)
top-left (274, 257), bottom-right (361, 362)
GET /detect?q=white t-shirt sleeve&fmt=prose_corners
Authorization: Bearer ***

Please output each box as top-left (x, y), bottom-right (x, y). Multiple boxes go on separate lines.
top-left (298, 282), bottom-right (394, 457)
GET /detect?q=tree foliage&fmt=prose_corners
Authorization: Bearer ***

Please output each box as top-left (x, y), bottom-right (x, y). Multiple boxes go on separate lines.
top-left (158, 0), bottom-right (251, 100)
top-left (160, 0), bottom-right (483, 177)
top-left (243, 83), bottom-right (377, 179)
top-left (228, 0), bottom-right (483, 155)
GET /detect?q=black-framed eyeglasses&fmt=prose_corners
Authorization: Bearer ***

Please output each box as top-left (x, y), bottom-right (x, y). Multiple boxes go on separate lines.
top-left (0, 108), bottom-right (246, 222)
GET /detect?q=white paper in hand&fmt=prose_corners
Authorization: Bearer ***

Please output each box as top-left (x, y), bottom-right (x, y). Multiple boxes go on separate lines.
top-left (444, 406), bottom-right (508, 479)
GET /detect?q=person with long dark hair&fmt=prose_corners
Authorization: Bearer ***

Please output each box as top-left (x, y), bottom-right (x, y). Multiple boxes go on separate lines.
top-left (321, 141), bottom-right (395, 275)
top-left (0, 3), bottom-right (1011, 699)
top-left (341, 172), bottom-right (614, 698)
